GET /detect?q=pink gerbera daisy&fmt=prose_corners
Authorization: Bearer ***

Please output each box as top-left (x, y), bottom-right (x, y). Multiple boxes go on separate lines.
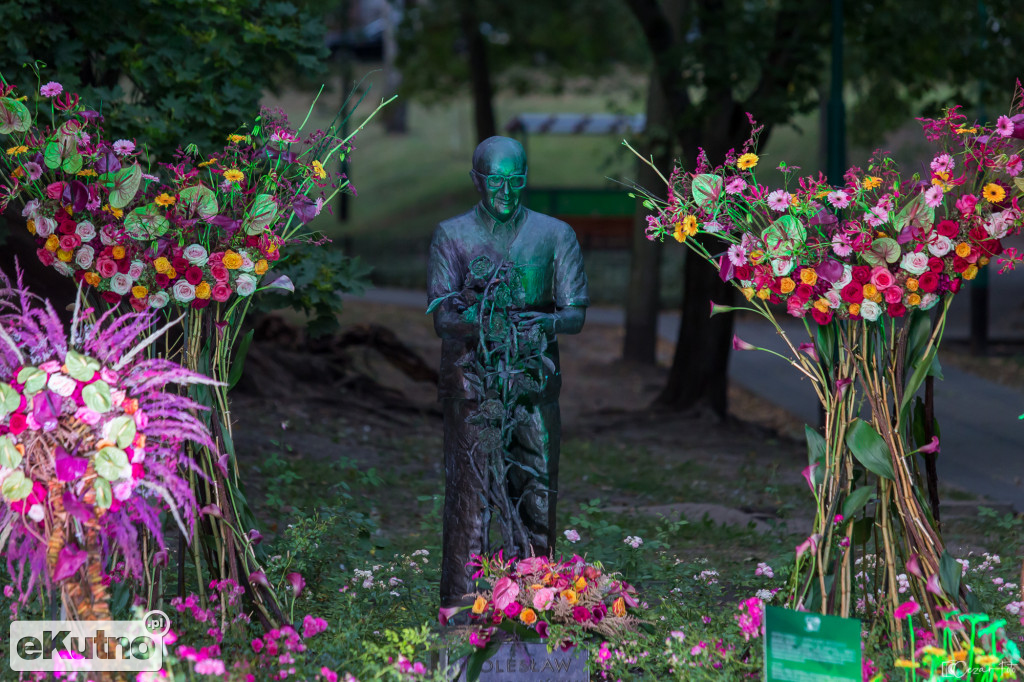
top-left (766, 190), bottom-right (791, 212)
top-left (112, 139), bottom-right (135, 155)
top-left (826, 190), bottom-right (851, 209)
top-left (924, 185), bottom-right (944, 208)
top-left (996, 115), bottom-right (1015, 138)
top-left (727, 244), bottom-right (747, 267)
top-left (40, 82), bottom-right (63, 97)
top-left (929, 154), bottom-right (953, 175)
top-left (725, 177), bottom-right (747, 195)
top-left (831, 234), bottom-right (853, 257)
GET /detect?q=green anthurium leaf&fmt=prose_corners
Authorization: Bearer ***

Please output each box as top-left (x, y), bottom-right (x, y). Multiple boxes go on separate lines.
top-left (178, 184), bottom-right (219, 221)
top-left (842, 486), bottom-right (876, 519)
top-left (105, 416), bottom-right (137, 450)
top-left (44, 140), bottom-right (63, 169)
top-left (93, 478), bottom-right (112, 510)
top-left (893, 192), bottom-right (935, 233)
top-left (82, 380), bottom-right (112, 413)
top-left (0, 97), bottom-right (32, 134)
top-left (16, 367), bottom-right (47, 395)
top-left (762, 215), bottom-right (806, 258)
top-left (0, 383), bottom-right (20, 419)
top-left (62, 153), bottom-right (83, 174)
top-left (242, 194), bottom-right (278, 235)
top-left (98, 172), bottom-right (116, 187)
top-left (1015, 176), bottom-right (1024, 194)
top-left (109, 163), bottom-right (142, 209)
top-left (123, 205), bottom-right (171, 240)
top-left (691, 173), bottom-right (724, 209)
top-left (0, 435), bottom-right (22, 469)
top-left (845, 419), bottom-right (896, 480)
top-left (1, 470), bottom-right (32, 502)
top-left (94, 446), bottom-right (130, 481)
top-left (56, 119), bottom-right (80, 144)
top-left (870, 238), bottom-right (900, 264)
top-left (64, 350), bottom-right (100, 382)
top-left (938, 550), bottom-right (961, 598)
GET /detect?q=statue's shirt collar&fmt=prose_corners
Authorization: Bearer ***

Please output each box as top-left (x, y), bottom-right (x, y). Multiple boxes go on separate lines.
top-left (475, 202), bottom-right (525, 235)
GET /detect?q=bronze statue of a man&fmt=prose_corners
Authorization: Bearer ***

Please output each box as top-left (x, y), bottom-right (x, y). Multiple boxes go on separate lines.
top-left (428, 136), bottom-right (588, 607)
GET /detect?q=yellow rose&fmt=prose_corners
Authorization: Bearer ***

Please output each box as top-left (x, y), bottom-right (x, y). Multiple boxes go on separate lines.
top-left (905, 278), bottom-right (919, 292)
top-left (979, 256), bottom-right (990, 266)
top-left (779, 277), bottom-right (796, 294)
top-left (799, 268), bottom-right (818, 286)
top-left (963, 265), bottom-right (978, 280)
top-left (255, 259), bottom-right (269, 275)
top-left (132, 286), bottom-right (148, 299)
top-left (154, 257), bottom-right (171, 274)
top-left (222, 251), bottom-right (243, 269)
top-left (954, 243), bottom-right (971, 258)
top-left (57, 249), bottom-right (73, 262)
top-left (813, 298), bottom-right (830, 313)
top-left (195, 282), bottom-right (212, 299)
top-left (741, 287), bottom-right (755, 301)
top-left (26, 219), bottom-right (35, 235)
top-left (907, 293), bottom-right (921, 306)
top-left (757, 287), bottom-right (771, 300)
top-left (472, 596), bottom-right (487, 614)
top-left (862, 283), bottom-right (877, 299)
top-left (45, 235), bottom-right (60, 252)
top-left (574, 576), bottom-right (586, 591)
top-left (848, 303), bottom-right (861, 316)
top-left (561, 589), bottom-right (578, 605)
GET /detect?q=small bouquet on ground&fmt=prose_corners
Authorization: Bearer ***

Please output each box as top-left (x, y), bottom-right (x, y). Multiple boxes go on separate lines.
top-left (443, 551), bottom-right (647, 649)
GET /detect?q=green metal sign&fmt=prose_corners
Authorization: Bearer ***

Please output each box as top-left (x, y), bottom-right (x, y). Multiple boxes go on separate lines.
top-left (764, 606), bottom-right (862, 681)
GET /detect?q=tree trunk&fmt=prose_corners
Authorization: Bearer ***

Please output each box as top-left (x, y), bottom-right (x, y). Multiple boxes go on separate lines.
top-left (458, 0), bottom-right (496, 142)
top-left (622, 67), bottom-right (673, 365)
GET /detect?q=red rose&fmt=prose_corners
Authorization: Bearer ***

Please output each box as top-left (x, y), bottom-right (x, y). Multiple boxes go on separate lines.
top-left (172, 257), bottom-right (189, 272)
top-left (841, 282), bottom-right (864, 303)
top-left (888, 301), bottom-right (907, 318)
top-left (936, 220), bottom-right (959, 238)
top-left (129, 296), bottom-right (148, 312)
top-left (949, 279), bottom-right (962, 294)
top-left (927, 257), bottom-right (944, 273)
top-left (811, 308), bottom-right (833, 325)
top-left (154, 273), bottom-right (171, 289)
top-left (210, 264), bottom-right (229, 282)
top-left (59, 234), bottom-right (81, 251)
top-left (794, 283), bottom-right (814, 304)
top-left (735, 265), bottom-right (753, 281)
top-left (918, 272), bottom-right (939, 293)
top-left (211, 283), bottom-right (232, 302)
top-left (58, 220), bottom-right (77, 235)
top-left (852, 265), bottom-right (871, 283)
top-left (8, 413), bottom-right (27, 436)
top-left (952, 256), bottom-right (970, 274)
top-left (101, 291), bottom-right (122, 305)
top-left (191, 298), bottom-right (210, 309)
top-left (185, 266), bottom-right (204, 285)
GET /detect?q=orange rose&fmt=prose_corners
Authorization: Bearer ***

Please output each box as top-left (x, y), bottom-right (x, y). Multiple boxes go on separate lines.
top-left (905, 278), bottom-right (919, 292)
top-left (112, 246), bottom-right (126, 260)
top-left (45, 234), bottom-right (59, 252)
top-left (84, 272), bottom-right (101, 286)
top-left (907, 293), bottom-right (921, 306)
top-left (561, 589), bottom-right (578, 605)
top-left (954, 243), bottom-right (971, 258)
top-left (799, 268), bottom-right (818, 286)
top-left (26, 219), bottom-right (35, 235)
top-left (131, 286), bottom-right (148, 299)
top-left (756, 288), bottom-right (771, 300)
top-left (862, 283), bottom-right (877, 299)
top-left (519, 608), bottom-right (537, 625)
top-left (154, 257), bottom-right (171, 274)
top-left (963, 265), bottom-right (978, 280)
top-left (255, 259), bottom-right (269, 275)
top-left (813, 298), bottom-right (830, 313)
top-left (849, 303), bottom-right (861, 316)
top-left (472, 596), bottom-right (487, 614)
top-left (223, 251), bottom-right (243, 269)
top-left (779, 277), bottom-right (796, 294)
top-left (195, 282), bottom-right (212, 299)
top-left (574, 576), bottom-right (586, 591)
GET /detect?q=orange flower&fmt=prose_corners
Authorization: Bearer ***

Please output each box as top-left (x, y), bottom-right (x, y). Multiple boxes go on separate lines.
top-left (779, 277), bottom-right (796, 294)
top-left (26, 219), bottom-right (35, 235)
top-left (954, 243), bottom-right (971, 258)
top-left (907, 293), bottom-right (921, 306)
top-left (862, 283), bottom-right (878, 299)
top-left (131, 286), bottom-right (148, 299)
top-left (982, 183), bottom-right (1006, 203)
top-left (122, 399), bottom-right (139, 415)
top-left (154, 193), bottom-right (176, 207)
top-left (813, 298), bottom-right (830, 313)
top-left (45, 235), bottom-right (59, 252)
top-left (905, 278), bottom-right (919, 292)
top-left (612, 597), bottom-right (626, 617)
top-left (848, 303), bottom-right (861, 316)
top-left (862, 176), bottom-right (882, 190)
top-left (255, 259), bottom-right (269, 275)
top-left (222, 251), bottom-right (243, 269)
top-left (195, 282), bottom-right (212, 299)
top-left (103, 204), bottom-right (124, 219)
top-left (519, 608), bottom-right (537, 625)
top-left (672, 222), bottom-right (686, 243)
top-left (799, 268), bottom-right (818, 286)
top-left (963, 264), bottom-right (978, 280)
top-left (737, 153), bottom-right (758, 170)
top-left (574, 576), bottom-right (586, 591)
top-left (112, 246), bottom-right (126, 260)
top-left (472, 596), bottom-right (487, 614)
top-left (84, 272), bottom-right (101, 286)
top-left (757, 287), bottom-right (771, 300)
top-left (561, 589), bottom-right (578, 605)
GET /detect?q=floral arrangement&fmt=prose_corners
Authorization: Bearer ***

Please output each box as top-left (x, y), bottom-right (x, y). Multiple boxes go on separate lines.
top-left (0, 77), bottom-right (385, 311)
top-left (0, 266), bottom-right (214, 615)
top-left (628, 83), bottom-right (1024, 645)
top-left (445, 552), bottom-right (646, 650)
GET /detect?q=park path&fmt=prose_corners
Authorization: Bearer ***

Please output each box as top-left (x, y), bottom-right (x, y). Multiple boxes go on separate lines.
top-left (349, 272), bottom-right (1024, 510)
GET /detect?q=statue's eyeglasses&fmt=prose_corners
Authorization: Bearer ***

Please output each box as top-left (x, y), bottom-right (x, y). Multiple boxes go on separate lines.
top-left (473, 170), bottom-right (527, 190)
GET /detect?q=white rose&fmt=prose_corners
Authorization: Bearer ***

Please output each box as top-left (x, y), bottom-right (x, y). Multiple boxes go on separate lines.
top-left (919, 293), bottom-right (939, 311)
top-left (859, 300), bottom-right (881, 321)
top-left (52, 261), bottom-right (74, 277)
top-left (35, 216), bottom-right (56, 237)
top-left (234, 273), bottom-right (257, 297)
top-left (47, 373), bottom-right (77, 397)
top-left (109, 273), bottom-right (132, 295)
top-left (113, 480), bottom-right (134, 501)
top-left (172, 280), bottom-right (196, 303)
top-left (239, 252), bottom-right (255, 272)
top-left (771, 257), bottom-right (795, 277)
top-left (834, 265), bottom-right (853, 289)
top-left (928, 235), bottom-right (952, 257)
top-left (100, 225), bottom-right (118, 246)
top-left (183, 243), bottom-right (209, 266)
top-left (985, 213), bottom-right (1010, 240)
top-left (74, 245), bottom-right (95, 269)
top-left (22, 199), bottom-right (40, 219)
top-left (825, 290), bottom-right (842, 309)
top-left (27, 504), bottom-right (44, 522)
top-left (76, 221), bottom-right (96, 242)
top-left (900, 251), bottom-right (929, 276)
top-left (149, 291), bottom-right (170, 309)
top-left (128, 260), bottom-right (145, 281)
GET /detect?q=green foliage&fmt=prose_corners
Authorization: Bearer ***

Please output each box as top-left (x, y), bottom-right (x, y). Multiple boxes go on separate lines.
top-left (254, 245), bottom-right (373, 337)
top-left (0, 0), bottom-right (328, 160)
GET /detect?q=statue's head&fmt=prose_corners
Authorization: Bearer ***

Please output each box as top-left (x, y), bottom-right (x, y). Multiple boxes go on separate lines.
top-left (471, 136), bottom-right (527, 222)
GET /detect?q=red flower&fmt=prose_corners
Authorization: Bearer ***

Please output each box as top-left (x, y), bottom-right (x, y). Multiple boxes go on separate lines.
top-left (154, 273), bottom-right (171, 289)
top-left (793, 283), bottom-right (813, 304)
top-left (811, 308), bottom-right (833, 325)
top-left (936, 220), bottom-right (959, 238)
top-left (185, 266), bottom-right (204, 285)
top-left (116, 258), bottom-right (131, 274)
top-left (172, 257), bottom-right (189, 272)
top-left (888, 301), bottom-right (907, 318)
top-left (927, 257), bottom-right (944, 273)
top-left (840, 282), bottom-right (864, 304)
top-left (572, 606), bottom-right (592, 624)
top-left (917, 272), bottom-right (939, 293)
top-left (191, 298), bottom-right (210, 309)
top-left (8, 413), bottom-right (27, 436)
top-left (952, 257), bottom-right (970, 274)
top-left (851, 265), bottom-right (871, 283)
top-left (101, 291), bottom-right (122, 305)
top-left (36, 248), bottom-right (55, 267)
top-left (129, 297), bottom-right (148, 312)
top-left (735, 265), bottom-right (752, 281)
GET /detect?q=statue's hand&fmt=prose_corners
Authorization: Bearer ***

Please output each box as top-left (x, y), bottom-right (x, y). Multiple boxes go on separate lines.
top-left (517, 311), bottom-right (558, 335)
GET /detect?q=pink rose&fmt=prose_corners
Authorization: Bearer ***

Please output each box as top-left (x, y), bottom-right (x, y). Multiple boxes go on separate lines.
top-left (883, 286), bottom-right (903, 304)
top-left (75, 221), bottom-right (96, 242)
top-left (37, 248), bottom-right (55, 267)
top-left (35, 216), bottom-right (56, 238)
top-left (74, 246), bottom-right (95, 269)
top-left (211, 283), bottom-right (232, 302)
top-left (45, 182), bottom-right (65, 200)
top-left (59, 234), bottom-right (81, 251)
top-left (172, 280), bottom-right (196, 303)
top-left (516, 557), bottom-right (549, 576)
top-left (533, 588), bottom-right (556, 611)
top-left (96, 258), bottom-right (117, 278)
top-left (208, 251), bottom-right (225, 265)
top-left (128, 261), bottom-right (145, 280)
top-left (956, 194), bottom-right (978, 216)
top-left (211, 264), bottom-right (229, 282)
top-left (492, 577), bottom-right (520, 611)
top-left (869, 266), bottom-right (894, 289)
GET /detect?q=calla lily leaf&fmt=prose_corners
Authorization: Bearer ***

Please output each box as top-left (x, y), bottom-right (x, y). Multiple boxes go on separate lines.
top-left (82, 380), bottom-right (112, 413)
top-left (0, 435), bottom-right (22, 469)
top-left (105, 416), bottom-right (137, 450)
top-left (65, 350), bottom-right (100, 382)
top-left (1, 470), bottom-right (32, 502)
